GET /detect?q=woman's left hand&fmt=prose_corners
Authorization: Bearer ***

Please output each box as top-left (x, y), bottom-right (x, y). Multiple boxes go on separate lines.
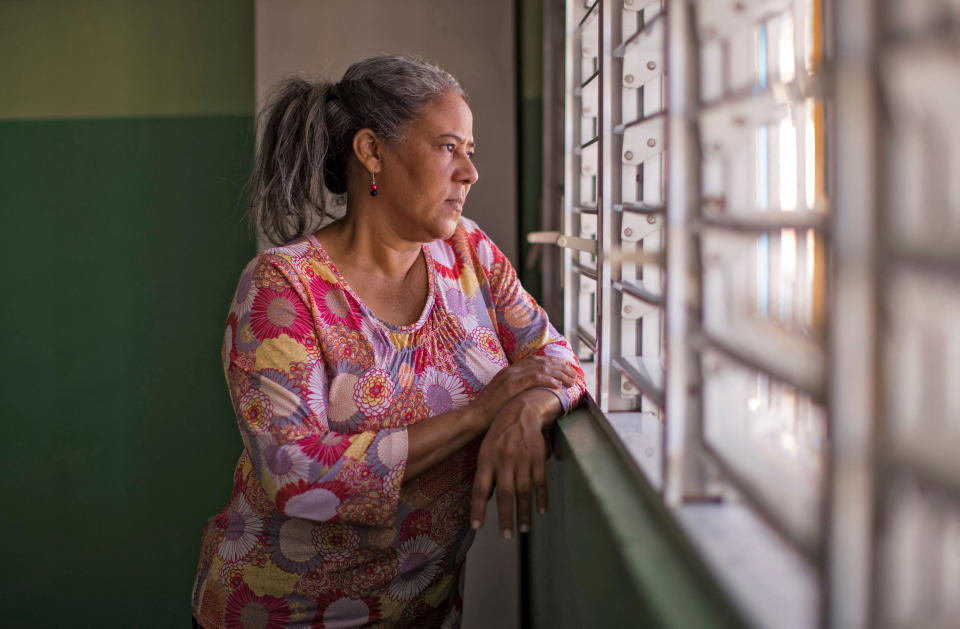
top-left (469, 388), bottom-right (561, 538)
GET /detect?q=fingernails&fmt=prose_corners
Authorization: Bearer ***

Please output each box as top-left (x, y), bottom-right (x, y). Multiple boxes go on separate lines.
top-left (519, 523), bottom-right (530, 533)
top-left (502, 529), bottom-right (513, 539)
top-left (471, 520), bottom-right (481, 529)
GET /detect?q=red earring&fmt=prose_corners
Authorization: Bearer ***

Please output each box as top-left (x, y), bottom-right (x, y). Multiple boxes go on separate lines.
top-left (370, 172), bottom-right (378, 196)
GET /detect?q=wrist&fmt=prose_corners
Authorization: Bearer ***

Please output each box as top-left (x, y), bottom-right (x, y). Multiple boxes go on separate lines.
top-left (499, 388), bottom-right (562, 431)
top-left (462, 402), bottom-right (491, 438)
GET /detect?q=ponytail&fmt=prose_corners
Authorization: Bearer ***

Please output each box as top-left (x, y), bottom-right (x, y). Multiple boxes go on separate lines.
top-left (250, 79), bottom-right (331, 246)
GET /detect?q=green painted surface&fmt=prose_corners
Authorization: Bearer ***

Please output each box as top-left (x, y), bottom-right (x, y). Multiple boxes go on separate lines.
top-left (0, 115), bottom-right (254, 626)
top-left (529, 408), bottom-right (750, 629)
top-left (516, 0), bottom-right (545, 303)
top-left (0, 0), bottom-right (254, 119)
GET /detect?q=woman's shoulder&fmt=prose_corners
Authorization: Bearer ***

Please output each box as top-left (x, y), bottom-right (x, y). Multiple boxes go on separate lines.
top-left (237, 234), bottom-right (323, 291)
top-left (251, 234), bottom-right (321, 267)
top-left (258, 234), bottom-right (317, 263)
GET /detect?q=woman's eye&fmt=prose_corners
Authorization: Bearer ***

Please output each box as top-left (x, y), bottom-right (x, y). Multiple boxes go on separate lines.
top-left (443, 144), bottom-right (456, 152)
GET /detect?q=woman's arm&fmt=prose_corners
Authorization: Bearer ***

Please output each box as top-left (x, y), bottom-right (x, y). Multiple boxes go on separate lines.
top-left (467, 222), bottom-right (587, 412)
top-left (468, 387), bottom-right (561, 537)
top-left (404, 355), bottom-right (577, 483)
top-left (460, 221), bottom-right (589, 535)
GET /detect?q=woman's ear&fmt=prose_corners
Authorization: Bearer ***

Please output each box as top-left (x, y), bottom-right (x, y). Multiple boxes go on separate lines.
top-left (352, 128), bottom-right (381, 175)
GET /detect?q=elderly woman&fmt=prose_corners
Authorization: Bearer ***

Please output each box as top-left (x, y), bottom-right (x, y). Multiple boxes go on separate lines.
top-left (191, 55), bottom-right (585, 628)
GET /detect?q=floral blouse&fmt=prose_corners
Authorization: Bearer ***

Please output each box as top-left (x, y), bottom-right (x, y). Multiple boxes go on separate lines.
top-left (191, 217), bottom-right (585, 628)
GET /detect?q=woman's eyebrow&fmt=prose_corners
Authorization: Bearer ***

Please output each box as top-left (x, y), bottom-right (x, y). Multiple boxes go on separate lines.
top-left (437, 133), bottom-right (476, 149)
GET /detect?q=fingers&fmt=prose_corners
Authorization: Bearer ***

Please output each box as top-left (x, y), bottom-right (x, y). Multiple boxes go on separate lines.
top-left (532, 358), bottom-right (578, 388)
top-left (516, 465), bottom-right (532, 534)
top-left (495, 465), bottom-right (516, 538)
top-left (513, 360), bottom-right (577, 392)
top-left (473, 422), bottom-right (555, 538)
top-left (533, 453), bottom-right (548, 516)
top-left (470, 459), bottom-right (494, 530)
top-left (480, 358), bottom-right (579, 417)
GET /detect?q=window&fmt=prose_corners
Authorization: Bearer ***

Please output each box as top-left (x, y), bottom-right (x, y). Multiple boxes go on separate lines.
top-left (561, 0), bottom-right (667, 418)
top-left (540, 1), bottom-right (960, 627)
top-left (867, 3), bottom-right (960, 628)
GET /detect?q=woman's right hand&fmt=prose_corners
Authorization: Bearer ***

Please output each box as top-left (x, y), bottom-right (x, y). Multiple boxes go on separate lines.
top-left (467, 355), bottom-right (578, 430)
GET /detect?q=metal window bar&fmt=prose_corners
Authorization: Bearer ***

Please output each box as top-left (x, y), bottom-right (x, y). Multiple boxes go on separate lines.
top-left (557, 0), bottom-right (669, 413)
top-left (824, 0), bottom-right (878, 626)
top-left (620, 0), bottom-right (668, 414)
top-left (665, 0), bottom-right (830, 565)
top-left (560, 0), bottom-right (834, 541)
top-left (868, 3), bottom-right (960, 629)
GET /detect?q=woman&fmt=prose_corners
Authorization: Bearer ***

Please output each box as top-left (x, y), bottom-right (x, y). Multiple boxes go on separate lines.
top-left (191, 55), bottom-right (585, 628)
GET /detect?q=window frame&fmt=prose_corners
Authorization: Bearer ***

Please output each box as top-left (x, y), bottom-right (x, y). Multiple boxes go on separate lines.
top-left (543, 1), bottom-right (960, 627)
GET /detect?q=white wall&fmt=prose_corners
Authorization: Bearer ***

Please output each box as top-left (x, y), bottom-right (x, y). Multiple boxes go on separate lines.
top-left (256, 0), bottom-right (518, 262)
top-left (255, 3), bottom-right (520, 627)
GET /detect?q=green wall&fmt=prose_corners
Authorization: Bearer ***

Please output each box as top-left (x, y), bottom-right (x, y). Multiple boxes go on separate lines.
top-left (528, 408), bottom-right (750, 629)
top-left (0, 2), bottom-right (254, 625)
top-left (516, 0), bottom-right (545, 303)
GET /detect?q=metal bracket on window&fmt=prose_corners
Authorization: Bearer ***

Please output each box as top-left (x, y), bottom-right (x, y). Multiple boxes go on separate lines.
top-left (579, 76), bottom-right (599, 118)
top-left (613, 355), bottom-right (665, 407)
top-left (621, 115), bottom-right (665, 166)
top-left (580, 274), bottom-right (596, 294)
top-left (622, 210), bottom-right (661, 242)
top-left (579, 213), bottom-right (597, 239)
top-left (621, 290), bottom-right (658, 320)
top-left (580, 141), bottom-right (599, 176)
top-left (580, 9), bottom-right (599, 57)
top-left (619, 16), bottom-right (665, 87)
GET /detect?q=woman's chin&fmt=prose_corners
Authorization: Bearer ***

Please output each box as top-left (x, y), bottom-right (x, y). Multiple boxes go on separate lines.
top-left (431, 213), bottom-right (462, 240)
top-left (436, 220), bottom-right (460, 241)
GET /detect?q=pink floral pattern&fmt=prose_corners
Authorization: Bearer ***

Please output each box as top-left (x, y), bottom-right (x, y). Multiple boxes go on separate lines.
top-left (249, 287), bottom-right (313, 342)
top-left (223, 582), bottom-right (290, 629)
top-left (192, 218), bottom-right (585, 628)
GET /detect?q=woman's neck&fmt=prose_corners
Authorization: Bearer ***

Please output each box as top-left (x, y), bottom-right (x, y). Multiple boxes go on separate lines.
top-left (315, 210), bottom-right (431, 327)
top-left (318, 211), bottom-right (422, 281)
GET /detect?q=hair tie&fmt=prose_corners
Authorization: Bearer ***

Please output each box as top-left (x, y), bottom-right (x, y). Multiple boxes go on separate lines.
top-left (324, 82), bottom-right (339, 102)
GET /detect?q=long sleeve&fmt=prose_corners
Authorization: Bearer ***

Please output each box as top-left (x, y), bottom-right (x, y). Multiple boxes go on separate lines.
top-left (223, 252), bottom-right (408, 527)
top-left (465, 222), bottom-right (587, 413)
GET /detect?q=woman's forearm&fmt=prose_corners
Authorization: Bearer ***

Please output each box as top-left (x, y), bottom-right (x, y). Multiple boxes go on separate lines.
top-left (403, 405), bottom-right (486, 483)
top-left (467, 387), bottom-right (563, 535)
top-left (402, 356), bottom-right (577, 484)
top-left (404, 387), bottom-right (563, 485)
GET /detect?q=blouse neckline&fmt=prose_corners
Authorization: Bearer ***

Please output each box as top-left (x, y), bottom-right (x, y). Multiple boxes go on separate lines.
top-left (305, 233), bottom-right (438, 334)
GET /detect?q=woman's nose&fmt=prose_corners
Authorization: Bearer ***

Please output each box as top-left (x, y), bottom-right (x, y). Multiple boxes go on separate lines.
top-left (458, 156), bottom-right (479, 185)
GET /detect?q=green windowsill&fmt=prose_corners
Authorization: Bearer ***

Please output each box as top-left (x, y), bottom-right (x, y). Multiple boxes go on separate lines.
top-left (529, 400), bottom-right (750, 628)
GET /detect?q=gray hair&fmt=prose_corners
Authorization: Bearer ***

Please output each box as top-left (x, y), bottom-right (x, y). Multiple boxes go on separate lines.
top-left (250, 55), bottom-right (466, 245)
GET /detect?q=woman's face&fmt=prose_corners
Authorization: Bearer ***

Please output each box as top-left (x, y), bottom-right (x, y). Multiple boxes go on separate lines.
top-left (375, 90), bottom-right (479, 243)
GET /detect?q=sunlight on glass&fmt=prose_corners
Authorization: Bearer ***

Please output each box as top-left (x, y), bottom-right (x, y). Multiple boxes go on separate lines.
top-left (805, 100), bottom-right (817, 209)
top-left (780, 228), bottom-right (798, 323)
top-left (779, 117), bottom-right (798, 211)
top-left (735, 8), bottom-right (824, 471)
top-left (805, 228), bottom-right (816, 327)
top-left (725, 361), bottom-right (826, 471)
top-left (779, 13), bottom-right (796, 82)
top-left (753, 381), bottom-right (824, 468)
